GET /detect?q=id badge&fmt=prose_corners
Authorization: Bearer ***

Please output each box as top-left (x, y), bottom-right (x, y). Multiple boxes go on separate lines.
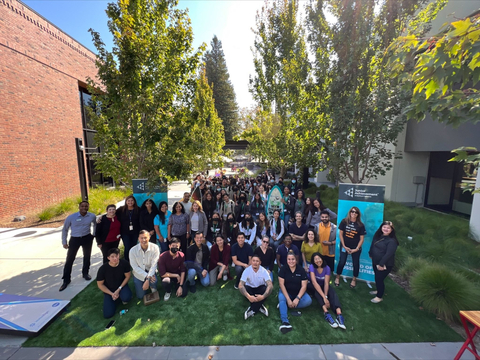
top-left (129, 225), bottom-right (133, 231)
top-left (241, 214), bottom-right (245, 218)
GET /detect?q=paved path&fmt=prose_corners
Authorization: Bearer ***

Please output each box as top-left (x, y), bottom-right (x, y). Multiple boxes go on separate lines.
top-left (0, 180), bottom-right (473, 359)
top-left (0, 342), bottom-right (474, 360)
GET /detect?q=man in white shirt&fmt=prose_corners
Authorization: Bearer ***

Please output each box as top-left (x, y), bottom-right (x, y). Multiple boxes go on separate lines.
top-left (129, 230), bottom-right (160, 299)
top-left (181, 192), bottom-right (192, 214)
top-left (238, 254), bottom-right (273, 320)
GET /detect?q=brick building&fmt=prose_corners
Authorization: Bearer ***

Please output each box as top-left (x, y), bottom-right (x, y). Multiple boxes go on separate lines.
top-left (0, 0), bottom-right (101, 222)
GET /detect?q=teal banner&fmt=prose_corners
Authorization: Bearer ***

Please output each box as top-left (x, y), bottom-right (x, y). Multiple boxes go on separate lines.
top-left (132, 179), bottom-right (168, 208)
top-left (335, 184), bottom-right (385, 283)
top-left (266, 185), bottom-right (284, 221)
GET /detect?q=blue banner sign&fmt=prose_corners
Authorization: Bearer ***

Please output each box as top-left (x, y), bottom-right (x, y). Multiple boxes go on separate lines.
top-left (335, 184), bottom-right (385, 282)
top-left (132, 179), bottom-right (168, 207)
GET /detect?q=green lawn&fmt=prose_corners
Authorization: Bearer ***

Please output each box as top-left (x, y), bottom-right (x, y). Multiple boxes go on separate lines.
top-left (24, 270), bottom-right (461, 347)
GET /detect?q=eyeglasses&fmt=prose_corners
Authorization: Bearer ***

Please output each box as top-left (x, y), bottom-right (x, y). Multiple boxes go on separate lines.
top-left (350, 210), bottom-right (358, 214)
top-left (262, 241), bottom-right (269, 244)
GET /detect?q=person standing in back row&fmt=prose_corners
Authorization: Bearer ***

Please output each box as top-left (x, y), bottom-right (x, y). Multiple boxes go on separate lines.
top-left (335, 207), bottom-right (366, 289)
top-left (60, 201), bottom-right (97, 291)
top-left (117, 195), bottom-right (140, 263)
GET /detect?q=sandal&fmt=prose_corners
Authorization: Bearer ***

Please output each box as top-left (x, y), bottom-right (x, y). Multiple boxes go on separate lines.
top-left (334, 278), bottom-right (340, 287)
top-left (350, 280), bottom-right (356, 289)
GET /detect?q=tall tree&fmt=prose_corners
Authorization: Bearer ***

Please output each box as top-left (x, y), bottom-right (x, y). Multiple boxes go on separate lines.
top-left (246, 0), bottom-right (321, 178)
top-left (306, 0), bottom-right (446, 183)
top-left (204, 35), bottom-right (239, 140)
top-left (87, 0), bottom-right (224, 186)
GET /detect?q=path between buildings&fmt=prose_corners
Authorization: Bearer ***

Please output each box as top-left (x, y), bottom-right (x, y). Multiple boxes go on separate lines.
top-left (0, 180), bottom-right (473, 359)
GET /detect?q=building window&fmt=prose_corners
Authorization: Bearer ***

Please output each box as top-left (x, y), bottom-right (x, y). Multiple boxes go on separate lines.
top-left (79, 87), bottom-right (113, 188)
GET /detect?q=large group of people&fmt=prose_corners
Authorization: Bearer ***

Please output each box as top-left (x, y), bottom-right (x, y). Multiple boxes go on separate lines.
top-left (60, 172), bottom-right (399, 334)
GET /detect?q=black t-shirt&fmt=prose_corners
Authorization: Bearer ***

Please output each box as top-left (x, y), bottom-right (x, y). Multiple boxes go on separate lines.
top-left (278, 265), bottom-right (307, 295)
top-left (339, 220), bottom-right (366, 248)
top-left (96, 259), bottom-right (131, 293)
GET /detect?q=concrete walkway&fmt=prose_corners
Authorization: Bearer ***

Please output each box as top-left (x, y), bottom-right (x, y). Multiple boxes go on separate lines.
top-left (0, 342), bottom-right (474, 360)
top-left (0, 180), bottom-right (474, 359)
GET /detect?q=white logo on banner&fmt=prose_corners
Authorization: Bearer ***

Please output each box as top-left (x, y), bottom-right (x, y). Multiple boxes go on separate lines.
top-left (137, 182), bottom-right (145, 191)
top-left (344, 188), bottom-right (354, 198)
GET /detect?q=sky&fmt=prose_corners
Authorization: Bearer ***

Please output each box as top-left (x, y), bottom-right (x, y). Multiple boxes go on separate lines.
top-left (22, 0), bottom-right (268, 109)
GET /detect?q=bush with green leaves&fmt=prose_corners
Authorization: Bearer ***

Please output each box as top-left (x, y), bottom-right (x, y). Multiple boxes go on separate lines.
top-left (398, 256), bottom-right (430, 280)
top-left (411, 263), bottom-right (480, 322)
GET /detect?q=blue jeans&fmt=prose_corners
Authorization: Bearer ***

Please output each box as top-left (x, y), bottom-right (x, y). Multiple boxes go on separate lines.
top-left (103, 286), bottom-right (133, 318)
top-left (157, 240), bottom-right (169, 254)
top-left (187, 268), bottom-right (210, 287)
top-left (278, 291), bottom-right (312, 323)
top-left (270, 238), bottom-right (283, 254)
top-left (284, 214), bottom-right (291, 227)
top-left (264, 266), bottom-right (274, 282)
top-left (133, 275), bottom-right (158, 299)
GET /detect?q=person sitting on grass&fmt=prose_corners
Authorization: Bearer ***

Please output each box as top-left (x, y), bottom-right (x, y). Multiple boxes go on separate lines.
top-left (185, 232), bottom-right (210, 293)
top-left (278, 250), bottom-right (312, 334)
top-left (309, 253), bottom-right (346, 330)
top-left (129, 230), bottom-right (160, 299)
top-left (231, 232), bottom-right (254, 289)
top-left (96, 248), bottom-right (132, 318)
top-left (209, 235), bottom-right (231, 286)
top-left (239, 254), bottom-right (273, 320)
top-left (158, 238), bottom-right (188, 301)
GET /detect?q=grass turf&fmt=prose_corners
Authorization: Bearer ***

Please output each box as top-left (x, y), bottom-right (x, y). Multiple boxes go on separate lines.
top-left (24, 270), bottom-right (461, 347)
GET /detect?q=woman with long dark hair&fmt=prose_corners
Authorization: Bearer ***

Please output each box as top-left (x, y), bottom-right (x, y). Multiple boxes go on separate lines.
top-left (309, 253), bottom-right (346, 329)
top-left (255, 212), bottom-right (270, 247)
top-left (167, 202), bottom-right (190, 253)
top-left (117, 195), bottom-right (140, 262)
top-left (209, 235), bottom-right (231, 285)
top-left (96, 204), bottom-right (121, 263)
top-left (139, 199), bottom-right (159, 242)
top-left (202, 190), bottom-right (216, 221)
top-left (369, 221), bottom-right (399, 303)
top-left (306, 198), bottom-right (337, 229)
top-left (154, 201), bottom-right (170, 253)
top-left (293, 190), bottom-right (306, 221)
top-left (238, 212), bottom-right (257, 246)
top-left (222, 212), bottom-right (239, 245)
top-left (301, 229), bottom-right (322, 272)
top-left (250, 192), bottom-right (265, 222)
top-left (269, 209), bottom-right (285, 252)
top-left (335, 206), bottom-right (366, 288)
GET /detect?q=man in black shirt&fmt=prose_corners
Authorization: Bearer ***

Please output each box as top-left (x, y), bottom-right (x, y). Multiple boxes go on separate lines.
top-left (96, 248), bottom-right (132, 318)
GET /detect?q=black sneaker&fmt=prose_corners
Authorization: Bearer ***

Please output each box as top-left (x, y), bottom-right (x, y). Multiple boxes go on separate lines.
top-left (279, 322), bottom-right (292, 334)
top-left (325, 312), bottom-right (339, 328)
top-left (189, 284), bottom-right (197, 294)
top-left (337, 314), bottom-right (346, 330)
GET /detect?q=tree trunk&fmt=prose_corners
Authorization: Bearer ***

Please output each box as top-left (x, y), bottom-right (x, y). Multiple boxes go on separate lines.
top-left (302, 166), bottom-right (309, 189)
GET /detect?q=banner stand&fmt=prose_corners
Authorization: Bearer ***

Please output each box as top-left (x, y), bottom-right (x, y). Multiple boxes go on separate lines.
top-left (334, 183), bottom-right (386, 284)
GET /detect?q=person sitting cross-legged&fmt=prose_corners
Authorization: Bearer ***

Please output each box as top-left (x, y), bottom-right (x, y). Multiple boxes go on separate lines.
top-left (96, 248), bottom-right (132, 318)
top-left (239, 254), bottom-right (273, 320)
top-left (129, 230), bottom-right (160, 299)
top-left (185, 232), bottom-right (210, 293)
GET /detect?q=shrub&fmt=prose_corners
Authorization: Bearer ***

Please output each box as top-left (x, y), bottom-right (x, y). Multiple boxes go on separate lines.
top-left (398, 256), bottom-right (430, 280)
top-left (411, 263), bottom-right (480, 322)
top-left (38, 208), bottom-right (55, 221)
top-left (393, 246), bottom-right (408, 272)
top-left (319, 184), bottom-right (329, 191)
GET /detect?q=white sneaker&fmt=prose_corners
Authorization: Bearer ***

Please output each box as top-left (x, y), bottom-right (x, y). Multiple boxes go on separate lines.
top-left (369, 290), bottom-right (377, 295)
top-left (259, 305), bottom-right (269, 317)
top-left (151, 287), bottom-right (158, 293)
top-left (223, 274), bottom-right (228, 281)
top-left (244, 307), bottom-right (255, 320)
top-left (164, 292), bottom-right (171, 301)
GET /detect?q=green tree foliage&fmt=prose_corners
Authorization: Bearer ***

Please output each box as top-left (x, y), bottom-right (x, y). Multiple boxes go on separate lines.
top-left (87, 0), bottom-right (224, 185)
top-left (204, 36), bottom-right (239, 140)
top-left (387, 14), bottom-right (480, 127)
top-left (306, 0), bottom-right (445, 184)
top-left (387, 12), bottom-right (480, 193)
top-left (246, 0), bottom-right (321, 177)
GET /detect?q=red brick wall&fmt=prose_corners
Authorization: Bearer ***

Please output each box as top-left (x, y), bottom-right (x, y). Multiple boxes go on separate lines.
top-left (0, 0), bottom-right (98, 222)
